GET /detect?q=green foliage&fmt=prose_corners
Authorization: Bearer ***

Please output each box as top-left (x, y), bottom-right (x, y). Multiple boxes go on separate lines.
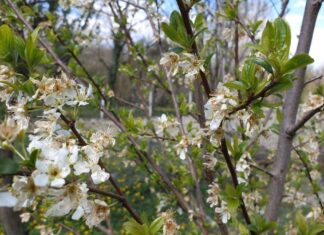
top-left (124, 217), bottom-right (164, 235)
top-left (161, 11), bottom-right (191, 49)
top-left (247, 215), bottom-right (277, 234)
top-left (295, 212), bottom-right (324, 235)
top-left (0, 157), bottom-right (19, 174)
top-left (0, 24), bottom-right (44, 73)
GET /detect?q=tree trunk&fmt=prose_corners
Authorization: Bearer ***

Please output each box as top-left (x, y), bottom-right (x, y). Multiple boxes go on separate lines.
top-left (265, 0), bottom-right (322, 222)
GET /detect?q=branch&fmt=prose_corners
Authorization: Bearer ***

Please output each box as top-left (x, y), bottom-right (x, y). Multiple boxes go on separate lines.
top-left (229, 81), bottom-right (276, 115)
top-left (279, 0), bottom-right (289, 18)
top-left (304, 75), bottom-right (323, 87)
top-left (220, 138), bottom-right (255, 234)
top-left (176, 0), bottom-right (211, 98)
top-left (287, 103), bottom-right (324, 137)
top-left (59, 113), bottom-right (143, 225)
top-left (292, 146), bottom-right (324, 214)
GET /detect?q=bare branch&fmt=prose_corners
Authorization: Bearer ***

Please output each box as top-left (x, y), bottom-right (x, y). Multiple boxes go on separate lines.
top-left (220, 138), bottom-right (255, 234)
top-left (287, 103), bottom-right (324, 137)
top-left (304, 75), bottom-right (323, 87)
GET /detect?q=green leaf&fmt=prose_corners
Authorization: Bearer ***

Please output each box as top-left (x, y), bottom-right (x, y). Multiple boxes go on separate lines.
top-left (124, 220), bottom-right (150, 235)
top-left (309, 224), bottom-right (324, 235)
top-left (274, 18), bottom-right (291, 59)
top-left (261, 21), bottom-right (274, 55)
top-left (249, 57), bottom-right (273, 74)
top-left (194, 13), bottom-right (204, 30)
top-left (282, 54), bottom-right (314, 74)
top-left (0, 157), bottom-right (19, 174)
top-left (161, 23), bottom-right (181, 44)
top-left (24, 29), bottom-right (45, 71)
top-left (0, 24), bottom-right (15, 62)
top-left (149, 217), bottom-right (164, 234)
top-left (269, 75), bottom-right (293, 94)
top-left (224, 81), bottom-right (247, 91)
top-left (29, 149), bottom-right (40, 168)
top-left (296, 212), bottom-right (308, 235)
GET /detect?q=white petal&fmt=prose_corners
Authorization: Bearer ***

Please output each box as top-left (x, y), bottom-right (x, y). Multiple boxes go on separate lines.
top-left (91, 167), bottom-right (110, 184)
top-left (72, 206), bottom-right (84, 220)
top-left (51, 178), bottom-right (65, 188)
top-left (179, 150), bottom-right (186, 160)
top-left (33, 173), bottom-right (48, 187)
top-left (0, 192), bottom-right (17, 207)
top-left (74, 161), bottom-right (90, 175)
top-left (45, 198), bottom-right (72, 217)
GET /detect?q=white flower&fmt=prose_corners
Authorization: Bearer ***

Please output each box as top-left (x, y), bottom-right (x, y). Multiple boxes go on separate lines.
top-left (66, 84), bottom-right (92, 106)
top-left (206, 182), bottom-right (220, 208)
top-left (45, 183), bottom-right (88, 218)
top-left (78, 199), bottom-right (110, 228)
top-left (215, 201), bottom-right (231, 224)
top-left (0, 118), bottom-right (23, 142)
top-left (204, 83), bottom-right (237, 131)
top-left (160, 52), bottom-right (180, 76)
top-left (33, 150), bottom-right (71, 187)
top-left (74, 145), bottom-right (102, 175)
top-left (236, 157), bottom-right (250, 184)
top-left (20, 212), bottom-right (31, 223)
top-left (156, 114), bottom-right (168, 136)
top-left (161, 211), bottom-right (178, 235)
top-left (90, 128), bottom-right (115, 151)
top-left (179, 53), bottom-right (205, 83)
top-left (90, 165), bottom-right (110, 184)
top-left (6, 94), bottom-right (29, 130)
top-left (175, 136), bottom-right (190, 160)
top-left (203, 154), bottom-right (217, 170)
top-left (11, 176), bottom-right (44, 210)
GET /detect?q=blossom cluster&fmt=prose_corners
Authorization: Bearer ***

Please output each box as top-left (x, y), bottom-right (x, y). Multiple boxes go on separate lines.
top-left (160, 52), bottom-right (205, 84)
top-left (206, 182), bottom-right (231, 223)
top-left (0, 65), bottom-right (114, 228)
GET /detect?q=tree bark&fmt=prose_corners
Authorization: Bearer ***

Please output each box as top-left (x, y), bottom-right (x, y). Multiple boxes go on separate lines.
top-left (265, 0), bottom-right (322, 222)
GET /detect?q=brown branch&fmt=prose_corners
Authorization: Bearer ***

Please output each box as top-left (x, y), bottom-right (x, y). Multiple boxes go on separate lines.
top-left (304, 75), bottom-right (323, 87)
top-left (176, 0), bottom-right (211, 98)
top-left (220, 138), bottom-right (255, 234)
top-left (88, 187), bottom-right (125, 202)
top-left (59, 113), bottom-right (143, 225)
top-left (287, 103), bottom-right (324, 137)
top-left (292, 146), bottom-right (324, 214)
top-left (279, 0), bottom-right (289, 18)
top-left (229, 81), bottom-right (276, 115)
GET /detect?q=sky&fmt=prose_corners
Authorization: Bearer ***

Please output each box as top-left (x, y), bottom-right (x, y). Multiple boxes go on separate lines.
top-left (285, 0), bottom-right (324, 70)
top-left (162, 0), bottom-right (324, 69)
top-left (67, 0), bottom-right (324, 69)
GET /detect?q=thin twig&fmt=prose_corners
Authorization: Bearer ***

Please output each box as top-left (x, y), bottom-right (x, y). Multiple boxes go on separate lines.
top-left (292, 146), bottom-right (324, 214)
top-left (304, 75), bottom-right (323, 87)
top-left (287, 103), bottom-right (324, 137)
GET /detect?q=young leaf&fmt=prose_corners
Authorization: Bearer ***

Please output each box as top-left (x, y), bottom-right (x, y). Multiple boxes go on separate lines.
top-left (224, 81), bottom-right (247, 91)
top-left (248, 57), bottom-right (273, 74)
top-left (149, 217), bottom-right (164, 234)
top-left (282, 54), bottom-right (314, 74)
